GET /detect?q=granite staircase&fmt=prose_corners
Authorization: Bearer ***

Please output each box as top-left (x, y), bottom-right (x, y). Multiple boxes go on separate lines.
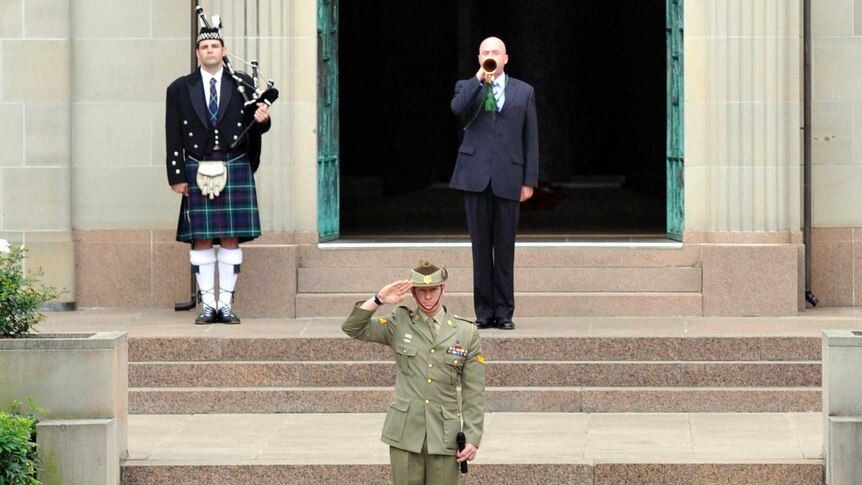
top-left (127, 333), bottom-right (821, 415)
top-left (120, 244), bottom-right (822, 484)
top-left (122, 325), bottom-right (823, 484)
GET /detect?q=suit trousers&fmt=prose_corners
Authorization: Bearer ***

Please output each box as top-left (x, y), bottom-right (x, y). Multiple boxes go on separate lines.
top-left (464, 187), bottom-right (519, 323)
top-left (389, 439), bottom-right (459, 485)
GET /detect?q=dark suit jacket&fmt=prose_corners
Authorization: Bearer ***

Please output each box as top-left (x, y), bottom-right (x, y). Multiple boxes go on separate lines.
top-left (165, 70), bottom-right (271, 185)
top-left (450, 75), bottom-right (539, 201)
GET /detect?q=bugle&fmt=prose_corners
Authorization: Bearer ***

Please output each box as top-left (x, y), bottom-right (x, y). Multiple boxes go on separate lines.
top-left (481, 58), bottom-right (497, 84)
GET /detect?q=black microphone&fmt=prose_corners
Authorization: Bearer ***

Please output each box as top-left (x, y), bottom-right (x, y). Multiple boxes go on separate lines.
top-left (456, 432), bottom-right (468, 474)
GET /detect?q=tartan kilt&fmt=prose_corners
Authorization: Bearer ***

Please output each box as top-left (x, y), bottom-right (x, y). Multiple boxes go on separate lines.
top-left (176, 154), bottom-right (261, 244)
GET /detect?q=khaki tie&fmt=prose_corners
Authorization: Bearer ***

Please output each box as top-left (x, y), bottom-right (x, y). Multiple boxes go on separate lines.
top-left (426, 317), bottom-right (438, 340)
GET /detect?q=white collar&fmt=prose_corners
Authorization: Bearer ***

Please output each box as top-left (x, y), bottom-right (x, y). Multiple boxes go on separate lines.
top-left (494, 73), bottom-right (507, 89)
top-left (200, 67), bottom-right (224, 84)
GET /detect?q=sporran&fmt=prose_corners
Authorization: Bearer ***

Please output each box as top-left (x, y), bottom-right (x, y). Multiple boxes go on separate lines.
top-left (196, 160), bottom-right (227, 199)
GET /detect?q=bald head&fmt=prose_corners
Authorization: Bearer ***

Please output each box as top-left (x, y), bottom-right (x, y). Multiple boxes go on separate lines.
top-left (477, 36), bottom-right (508, 80)
top-left (479, 37), bottom-right (507, 55)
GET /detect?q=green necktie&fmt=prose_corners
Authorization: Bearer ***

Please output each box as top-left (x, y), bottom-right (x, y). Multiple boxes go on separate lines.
top-left (484, 83), bottom-right (497, 112)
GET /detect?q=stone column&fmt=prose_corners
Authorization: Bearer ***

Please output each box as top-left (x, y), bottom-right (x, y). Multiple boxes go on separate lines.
top-left (685, 0), bottom-right (801, 232)
top-left (0, 0), bottom-right (75, 307)
top-left (685, 0), bottom-right (803, 315)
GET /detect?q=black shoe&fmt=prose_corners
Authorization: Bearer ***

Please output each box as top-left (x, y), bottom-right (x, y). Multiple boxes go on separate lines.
top-left (497, 319), bottom-right (515, 330)
top-left (476, 319), bottom-right (495, 329)
top-left (217, 306), bottom-right (241, 325)
top-left (195, 305), bottom-right (217, 325)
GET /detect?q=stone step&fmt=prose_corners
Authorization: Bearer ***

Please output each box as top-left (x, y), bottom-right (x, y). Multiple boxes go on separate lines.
top-left (295, 292), bottom-right (704, 317)
top-left (299, 245), bottom-right (702, 268)
top-left (129, 361), bottom-right (820, 388)
top-left (121, 462), bottom-right (821, 485)
top-left (298, 267), bottom-right (702, 293)
top-left (128, 336), bottom-right (821, 362)
top-left (128, 387), bottom-right (821, 414)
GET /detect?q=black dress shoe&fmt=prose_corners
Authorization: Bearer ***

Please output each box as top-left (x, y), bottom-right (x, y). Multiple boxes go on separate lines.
top-left (497, 319), bottom-right (515, 330)
top-left (217, 306), bottom-right (242, 325)
top-left (195, 305), bottom-right (217, 325)
top-left (476, 319), bottom-right (495, 329)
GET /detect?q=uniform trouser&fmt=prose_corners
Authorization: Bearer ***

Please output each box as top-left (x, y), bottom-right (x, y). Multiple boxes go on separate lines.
top-left (389, 439), bottom-right (458, 485)
top-left (464, 187), bottom-right (519, 323)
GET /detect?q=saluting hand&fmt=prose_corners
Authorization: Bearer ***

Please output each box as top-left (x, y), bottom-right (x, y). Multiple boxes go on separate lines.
top-left (377, 279), bottom-right (412, 305)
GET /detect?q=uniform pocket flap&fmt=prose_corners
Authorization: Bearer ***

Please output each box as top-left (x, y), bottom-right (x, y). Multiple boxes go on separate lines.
top-left (390, 396), bottom-right (412, 413)
top-left (396, 345), bottom-right (417, 357)
top-left (441, 406), bottom-right (461, 420)
top-left (459, 145), bottom-right (476, 155)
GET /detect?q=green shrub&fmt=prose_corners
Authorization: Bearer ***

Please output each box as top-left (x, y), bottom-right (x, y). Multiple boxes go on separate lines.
top-left (0, 240), bottom-right (59, 338)
top-left (0, 399), bottom-right (44, 485)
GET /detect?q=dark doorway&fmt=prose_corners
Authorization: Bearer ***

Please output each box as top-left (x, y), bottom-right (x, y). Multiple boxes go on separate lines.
top-left (338, 1), bottom-right (666, 237)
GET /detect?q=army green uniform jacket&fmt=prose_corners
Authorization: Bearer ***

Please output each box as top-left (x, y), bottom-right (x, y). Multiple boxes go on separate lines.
top-left (343, 304), bottom-right (486, 455)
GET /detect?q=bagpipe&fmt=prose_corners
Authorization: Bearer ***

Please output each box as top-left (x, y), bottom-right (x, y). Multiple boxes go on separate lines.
top-left (196, 6), bottom-right (279, 150)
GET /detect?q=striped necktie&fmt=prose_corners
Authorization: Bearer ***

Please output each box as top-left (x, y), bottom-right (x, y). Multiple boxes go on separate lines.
top-left (493, 82), bottom-right (504, 111)
top-left (208, 78), bottom-right (218, 127)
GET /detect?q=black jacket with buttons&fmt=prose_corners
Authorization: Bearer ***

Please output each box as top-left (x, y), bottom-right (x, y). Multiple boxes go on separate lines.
top-left (165, 69), bottom-right (271, 185)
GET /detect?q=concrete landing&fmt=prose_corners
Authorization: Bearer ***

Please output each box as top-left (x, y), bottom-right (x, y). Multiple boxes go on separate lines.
top-left (123, 412), bottom-right (823, 485)
top-left (38, 305), bottom-right (862, 338)
top-left (127, 412), bottom-right (821, 464)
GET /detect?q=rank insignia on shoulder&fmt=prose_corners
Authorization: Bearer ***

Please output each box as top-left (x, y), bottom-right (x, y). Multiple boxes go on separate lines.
top-left (378, 317), bottom-right (388, 325)
top-left (477, 355), bottom-right (486, 365)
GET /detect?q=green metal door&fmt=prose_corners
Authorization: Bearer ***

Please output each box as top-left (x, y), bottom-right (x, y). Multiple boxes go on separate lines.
top-left (666, 0), bottom-right (684, 240)
top-left (317, 0), bottom-right (339, 241)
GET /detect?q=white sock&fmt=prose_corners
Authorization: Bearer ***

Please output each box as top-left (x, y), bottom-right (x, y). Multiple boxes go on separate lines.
top-left (189, 248), bottom-right (217, 308)
top-left (217, 247), bottom-right (242, 310)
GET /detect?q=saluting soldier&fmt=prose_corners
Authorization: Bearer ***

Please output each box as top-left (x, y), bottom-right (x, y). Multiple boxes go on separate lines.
top-left (343, 260), bottom-right (486, 485)
top-left (165, 14), bottom-right (271, 325)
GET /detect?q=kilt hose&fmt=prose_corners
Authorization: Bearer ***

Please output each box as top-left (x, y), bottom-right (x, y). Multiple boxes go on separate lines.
top-left (176, 154), bottom-right (261, 245)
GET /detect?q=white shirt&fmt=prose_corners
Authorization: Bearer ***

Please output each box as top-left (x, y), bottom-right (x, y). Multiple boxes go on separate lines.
top-left (200, 68), bottom-right (224, 107)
